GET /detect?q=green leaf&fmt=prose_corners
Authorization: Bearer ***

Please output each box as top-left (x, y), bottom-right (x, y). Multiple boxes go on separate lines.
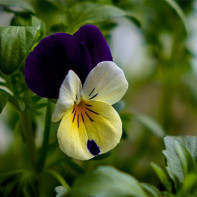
top-left (181, 173), bottom-right (197, 194)
top-left (11, 13), bottom-right (32, 26)
top-left (0, 82), bottom-right (13, 112)
top-left (66, 166), bottom-right (148, 197)
top-left (164, 0), bottom-right (187, 34)
top-left (126, 11), bottom-right (141, 27)
top-left (175, 141), bottom-right (195, 175)
top-left (141, 183), bottom-right (161, 197)
top-left (134, 113), bottom-right (165, 138)
top-left (11, 12), bottom-right (42, 27)
top-left (0, 169), bottom-right (26, 179)
top-left (45, 0), bottom-right (67, 11)
top-left (68, 2), bottom-right (126, 33)
top-left (163, 136), bottom-right (197, 183)
top-left (0, 26), bottom-right (40, 74)
top-left (0, 85), bottom-right (13, 96)
top-left (0, 169), bottom-right (26, 196)
top-left (0, 90), bottom-right (8, 113)
top-left (34, 0), bottom-right (68, 32)
top-left (0, 0), bottom-right (35, 13)
top-left (151, 162), bottom-right (172, 192)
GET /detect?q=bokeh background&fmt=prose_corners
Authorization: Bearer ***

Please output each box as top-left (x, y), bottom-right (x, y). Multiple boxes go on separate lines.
top-left (0, 0), bottom-right (197, 196)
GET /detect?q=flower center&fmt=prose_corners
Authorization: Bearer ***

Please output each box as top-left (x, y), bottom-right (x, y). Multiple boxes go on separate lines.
top-left (71, 100), bottom-right (99, 128)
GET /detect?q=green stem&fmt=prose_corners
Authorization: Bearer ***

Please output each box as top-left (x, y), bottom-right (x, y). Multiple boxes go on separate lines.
top-left (20, 111), bottom-right (37, 169)
top-left (37, 101), bottom-right (52, 172)
top-left (45, 169), bottom-right (70, 191)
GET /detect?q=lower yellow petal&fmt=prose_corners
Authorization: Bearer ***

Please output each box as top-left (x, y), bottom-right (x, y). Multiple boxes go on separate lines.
top-left (57, 100), bottom-right (122, 160)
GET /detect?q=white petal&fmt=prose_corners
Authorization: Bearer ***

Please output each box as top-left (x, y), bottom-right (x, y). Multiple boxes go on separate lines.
top-left (81, 61), bottom-right (128, 105)
top-left (52, 70), bottom-right (82, 122)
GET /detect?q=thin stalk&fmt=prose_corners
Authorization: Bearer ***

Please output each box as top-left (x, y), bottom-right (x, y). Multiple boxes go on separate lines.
top-left (37, 101), bottom-right (52, 172)
top-left (45, 169), bottom-right (70, 191)
top-left (20, 111), bottom-right (36, 169)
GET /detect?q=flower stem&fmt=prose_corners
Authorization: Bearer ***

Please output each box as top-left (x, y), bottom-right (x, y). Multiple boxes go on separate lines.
top-left (37, 101), bottom-right (52, 172)
top-left (45, 169), bottom-right (70, 191)
top-left (20, 111), bottom-right (36, 169)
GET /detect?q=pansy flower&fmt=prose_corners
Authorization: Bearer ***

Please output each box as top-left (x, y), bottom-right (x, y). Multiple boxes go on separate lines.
top-left (25, 25), bottom-right (128, 160)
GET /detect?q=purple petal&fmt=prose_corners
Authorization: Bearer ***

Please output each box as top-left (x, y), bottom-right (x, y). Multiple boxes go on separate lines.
top-left (74, 25), bottom-right (112, 68)
top-left (25, 33), bottom-right (91, 98)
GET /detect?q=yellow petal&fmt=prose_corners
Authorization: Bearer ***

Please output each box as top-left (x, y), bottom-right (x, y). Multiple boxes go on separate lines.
top-left (81, 61), bottom-right (128, 105)
top-left (52, 70), bottom-right (82, 122)
top-left (57, 100), bottom-right (122, 160)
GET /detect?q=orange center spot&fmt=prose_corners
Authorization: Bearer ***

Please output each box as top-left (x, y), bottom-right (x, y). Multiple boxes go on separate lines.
top-left (72, 100), bottom-right (97, 128)
top-left (75, 100), bottom-right (85, 110)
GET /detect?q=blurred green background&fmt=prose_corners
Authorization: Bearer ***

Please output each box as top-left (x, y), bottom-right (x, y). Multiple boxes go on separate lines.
top-left (0, 0), bottom-right (197, 196)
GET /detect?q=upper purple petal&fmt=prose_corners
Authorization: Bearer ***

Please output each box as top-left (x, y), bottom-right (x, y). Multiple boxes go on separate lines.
top-left (25, 33), bottom-right (91, 98)
top-left (74, 25), bottom-right (112, 68)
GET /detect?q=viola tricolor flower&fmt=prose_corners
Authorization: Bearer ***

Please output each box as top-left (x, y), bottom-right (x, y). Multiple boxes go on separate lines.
top-left (25, 25), bottom-right (128, 160)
